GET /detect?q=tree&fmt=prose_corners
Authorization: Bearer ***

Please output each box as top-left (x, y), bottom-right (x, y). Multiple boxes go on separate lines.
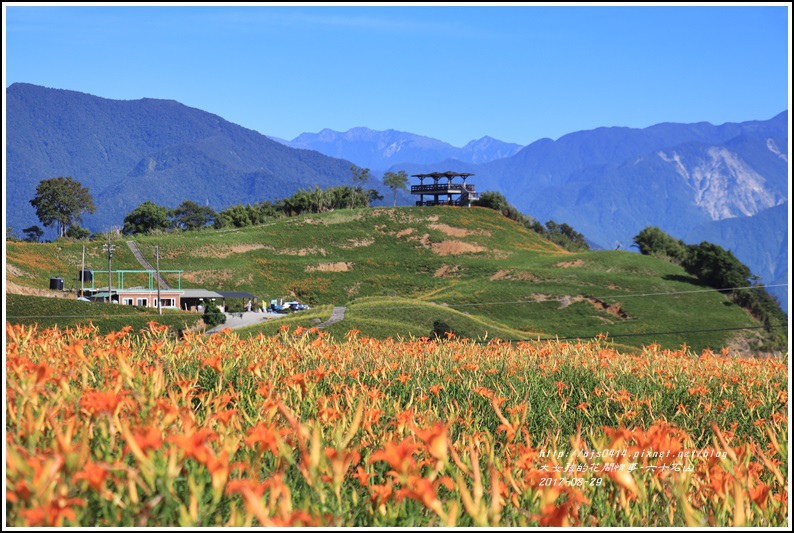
top-left (170, 201), bottom-right (217, 231)
top-left (367, 189), bottom-right (384, 204)
top-left (217, 204), bottom-right (252, 229)
top-left (22, 225), bottom-right (44, 242)
top-left (202, 300), bottom-right (226, 329)
top-left (682, 242), bottom-right (752, 290)
top-left (473, 191), bottom-right (510, 213)
top-left (382, 170), bottom-right (409, 207)
top-left (123, 201), bottom-right (171, 235)
top-left (543, 221), bottom-right (590, 252)
top-left (29, 177), bottom-right (96, 238)
top-left (307, 185), bottom-right (331, 213)
top-left (64, 224), bottom-right (91, 240)
top-left (632, 226), bottom-right (687, 262)
top-left (350, 165), bottom-right (371, 208)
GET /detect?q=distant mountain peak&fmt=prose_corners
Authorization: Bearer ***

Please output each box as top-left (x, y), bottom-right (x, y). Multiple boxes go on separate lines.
top-left (282, 127), bottom-right (522, 169)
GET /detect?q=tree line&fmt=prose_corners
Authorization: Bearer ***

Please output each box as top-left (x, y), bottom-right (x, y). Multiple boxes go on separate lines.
top-left (15, 167), bottom-right (413, 241)
top-left (632, 226), bottom-right (787, 351)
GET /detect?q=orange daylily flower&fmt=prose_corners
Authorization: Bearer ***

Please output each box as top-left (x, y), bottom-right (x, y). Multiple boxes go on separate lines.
top-left (354, 466), bottom-right (371, 487)
top-left (605, 462), bottom-right (640, 496)
top-left (537, 502), bottom-right (571, 527)
top-left (245, 422), bottom-right (286, 455)
top-left (613, 389), bottom-right (632, 403)
top-left (79, 389), bottom-right (132, 416)
top-left (202, 356), bottom-right (223, 372)
top-left (212, 409), bottom-right (238, 426)
top-left (206, 450), bottom-right (230, 493)
top-left (8, 479), bottom-right (33, 503)
top-left (392, 409), bottom-right (415, 434)
top-left (72, 461), bottom-right (108, 491)
top-left (270, 510), bottom-right (319, 527)
top-left (749, 483), bottom-right (771, 510)
top-left (130, 426), bottom-right (163, 454)
top-left (397, 474), bottom-right (454, 514)
top-left (325, 447), bottom-right (361, 483)
top-left (168, 427), bottom-right (217, 464)
top-left (226, 478), bottom-right (266, 499)
top-left (369, 482), bottom-right (394, 506)
top-left (413, 422), bottom-right (448, 462)
top-left (369, 438), bottom-right (420, 474)
top-left (21, 497), bottom-right (85, 527)
top-left (34, 362), bottom-right (54, 385)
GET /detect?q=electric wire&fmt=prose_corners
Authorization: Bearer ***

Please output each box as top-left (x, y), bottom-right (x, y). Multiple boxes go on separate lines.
top-left (346, 283), bottom-right (789, 311)
top-left (471, 324), bottom-right (788, 344)
top-left (6, 283), bottom-right (789, 343)
top-left (6, 283), bottom-right (788, 318)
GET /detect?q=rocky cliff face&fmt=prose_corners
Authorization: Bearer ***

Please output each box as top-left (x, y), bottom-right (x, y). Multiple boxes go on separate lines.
top-left (658, 143), bottom-right (786, 221)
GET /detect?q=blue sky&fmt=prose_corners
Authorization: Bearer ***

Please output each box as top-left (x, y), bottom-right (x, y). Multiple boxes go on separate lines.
top-left (3, 3), bottom-right (791, 147)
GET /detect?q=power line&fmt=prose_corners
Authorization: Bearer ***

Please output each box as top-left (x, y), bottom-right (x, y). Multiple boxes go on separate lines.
top-left (350, 283), bottom-right (790, 311)
top-left (7, 282), bottom-right (789, 347)
top-left (6, 283), bottom-right (789, 319)
top-left (477, 324), bottom-right (789, 344)
top-left (6, 314), bottom-right (787, 347)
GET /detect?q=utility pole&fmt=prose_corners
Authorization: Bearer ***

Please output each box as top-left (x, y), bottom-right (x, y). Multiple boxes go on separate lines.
top-left (80, 244), bottom-right (85, 298)
top-left (102, 234), bottom-right (115, 303)
top-left (155, 245), bottom-right (162, 315)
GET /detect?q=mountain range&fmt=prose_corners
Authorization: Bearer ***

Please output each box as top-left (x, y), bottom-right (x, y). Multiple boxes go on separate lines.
top-left (5, 82), bottom-right (374, 235)
top-left (5, 82), bottom-right (789, 311)
top-left (272, 128), bottom-right (523, 170)
top-left (296, 117), bottom-right (788, 311)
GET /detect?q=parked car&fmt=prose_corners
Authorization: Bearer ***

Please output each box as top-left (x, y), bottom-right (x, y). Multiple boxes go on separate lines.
top-left (268, 298), bottom-right (309, 314)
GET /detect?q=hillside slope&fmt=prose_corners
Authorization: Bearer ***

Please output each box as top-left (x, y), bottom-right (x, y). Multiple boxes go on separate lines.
top-left (6, 206), bottom-right (771, 353)
top-left (397, 113), bottom-right (788, 312)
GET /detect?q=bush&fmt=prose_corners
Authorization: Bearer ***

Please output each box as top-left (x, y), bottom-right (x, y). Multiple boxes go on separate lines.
top-left (632, 226), bottom-right (687, 262)
top-left (203, 302), bottom-right (226, 328)
top-left (225, 300), bottom-right (244, 313)
top-left (432, 319), bottom-right (459, 340)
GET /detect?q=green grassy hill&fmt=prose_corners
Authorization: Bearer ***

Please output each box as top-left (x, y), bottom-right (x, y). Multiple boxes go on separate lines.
top-left (6, 206), bottom-right (768, 352)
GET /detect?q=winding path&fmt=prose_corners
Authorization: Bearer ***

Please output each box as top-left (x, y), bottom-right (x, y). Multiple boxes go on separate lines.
top-left (316, 306), bottom-right (347, 328)
top-left (205, 306), bottom-right (347, 335)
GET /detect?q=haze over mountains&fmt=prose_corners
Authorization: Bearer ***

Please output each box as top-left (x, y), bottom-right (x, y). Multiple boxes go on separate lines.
top-left (5, 82), bottom-right (789, 311)
top-left (272, 128), bottom-right (523, 170)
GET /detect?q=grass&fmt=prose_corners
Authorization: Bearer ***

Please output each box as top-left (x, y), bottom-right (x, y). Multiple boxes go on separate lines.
top-left (5, 293), bottom-right (202, 336)
top-left (5, 206), bottom-right (775, 352)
